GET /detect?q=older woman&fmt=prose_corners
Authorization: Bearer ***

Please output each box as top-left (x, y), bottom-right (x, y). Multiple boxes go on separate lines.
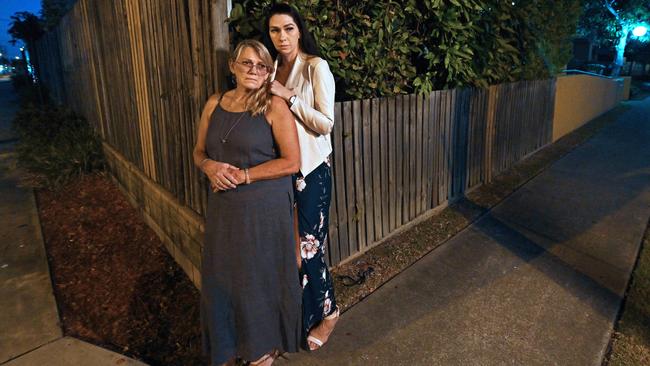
top-left (263, 3), bottom-right (339, 351)
top-left (193, 39), bottom-right (301, 366)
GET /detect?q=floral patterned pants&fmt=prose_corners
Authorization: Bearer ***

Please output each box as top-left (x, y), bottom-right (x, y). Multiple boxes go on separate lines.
top-left (293, 160), bottom-right (337, 337)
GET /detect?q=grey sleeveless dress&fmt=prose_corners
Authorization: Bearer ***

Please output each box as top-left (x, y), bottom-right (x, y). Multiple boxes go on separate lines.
top-left (200, 105), bottom-right (302, 364)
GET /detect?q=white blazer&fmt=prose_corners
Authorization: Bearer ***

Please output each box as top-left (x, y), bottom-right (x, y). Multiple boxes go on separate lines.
top-left (272, 53), bottom-right (335, 177)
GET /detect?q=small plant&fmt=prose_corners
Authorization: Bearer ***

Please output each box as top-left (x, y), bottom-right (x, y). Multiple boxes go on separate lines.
top-left (13, 104), bottom-right (104, 187)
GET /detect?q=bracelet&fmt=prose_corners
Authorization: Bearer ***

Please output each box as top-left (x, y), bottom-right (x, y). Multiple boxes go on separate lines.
top-left (199, 158), bottom-right (211, 168)
top-left (244, 168), bottom-right (251, 185)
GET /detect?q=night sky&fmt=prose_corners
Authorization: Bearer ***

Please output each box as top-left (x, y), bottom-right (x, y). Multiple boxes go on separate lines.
top-left (0, 0), bottom-right (42, 59)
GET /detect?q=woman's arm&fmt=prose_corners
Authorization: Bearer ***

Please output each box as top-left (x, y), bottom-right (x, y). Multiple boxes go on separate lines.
top-left (289, 59), bottom-right (335, 135)
top-left (270, 59), bottom-right (335, 135)
top-left (193, 93), bottom-right (239, 190)
top-left (231, 96), bottom-right (300, 184)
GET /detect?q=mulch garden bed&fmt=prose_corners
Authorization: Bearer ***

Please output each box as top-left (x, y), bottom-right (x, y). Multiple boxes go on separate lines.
top-left (34, 101), bottom-right (625, 365)
top-left (37, 173), bottom-right (206, 365)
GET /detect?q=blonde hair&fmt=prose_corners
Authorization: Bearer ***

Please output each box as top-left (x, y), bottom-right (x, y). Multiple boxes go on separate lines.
top-left (230, 40), bottom-right (275, 116)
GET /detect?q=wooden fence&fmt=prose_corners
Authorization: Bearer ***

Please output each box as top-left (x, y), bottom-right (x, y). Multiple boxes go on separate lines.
top-left (325, 80), bottom-right (555, 265)
top-left (32, 0), bottom-right (556, 269)
top-left (33, 0), bottom-right (229, 215)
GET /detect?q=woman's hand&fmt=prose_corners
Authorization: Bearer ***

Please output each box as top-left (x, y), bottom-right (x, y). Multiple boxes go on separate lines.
top-left (202, 160), bottom-right (239, 191)
top-left (228, 167), bottom-right (246, 185)
top-left (269, 80), bottom-right (294, 102)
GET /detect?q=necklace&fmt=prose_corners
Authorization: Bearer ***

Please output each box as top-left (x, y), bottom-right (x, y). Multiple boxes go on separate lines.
top-left (220, 111), bottom-right (247, 144)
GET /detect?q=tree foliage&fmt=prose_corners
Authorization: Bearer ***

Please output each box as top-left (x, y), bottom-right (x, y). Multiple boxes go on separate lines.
top-left (8, 11), bottom-right (45, 100)
top-left (578, 0), bottom-right (650, 44)
top-left (8, 12), bottom-right (44, 46)
top-left (41, 0), bottom-right (74, 31)
top-left (577, 1), bottom-right (618, 46)
top-left (229, 0), bottom-right (581, 99)
top-left (578, 0), bottom-right (650, 75)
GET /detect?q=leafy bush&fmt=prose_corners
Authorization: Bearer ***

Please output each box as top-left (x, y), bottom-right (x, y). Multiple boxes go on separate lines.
top-left (230, 0), bottom-right (421, 100)
top-left (229, 0), bottom-right (581, 99)
top-left (11, 73), bottom-right (33, 91)
top-left (9, 69), bottom-right (51, 107)
top-left (13, 104), bottom-right (104, 186)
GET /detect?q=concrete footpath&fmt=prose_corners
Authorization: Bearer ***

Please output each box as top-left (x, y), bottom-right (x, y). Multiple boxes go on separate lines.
top-left (0, 78), bottom-right (146, 366)
top-left (282, 97), bottom-right (650, 365)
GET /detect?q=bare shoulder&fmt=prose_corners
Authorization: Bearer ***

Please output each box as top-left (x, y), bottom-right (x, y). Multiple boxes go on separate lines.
top-left (265, 96), bottom-right (291, 125)
top-left (201, 92), bottom-right (225, 120)
top-left (206, 93), bottom-right (222, 107)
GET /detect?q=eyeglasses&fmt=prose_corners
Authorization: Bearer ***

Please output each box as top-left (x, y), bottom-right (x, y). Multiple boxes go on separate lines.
top-left (235, 60), bottom-right (270, 75)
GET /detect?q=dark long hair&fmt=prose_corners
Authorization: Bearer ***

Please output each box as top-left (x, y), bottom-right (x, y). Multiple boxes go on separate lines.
top-left (262, 3), bottom-right (321, 60)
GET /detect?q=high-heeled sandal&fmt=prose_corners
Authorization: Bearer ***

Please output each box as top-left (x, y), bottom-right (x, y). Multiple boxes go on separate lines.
top-left (307, 306), bottom-right (340, 351)
top-left (248, 350), bottom-right (279, 365)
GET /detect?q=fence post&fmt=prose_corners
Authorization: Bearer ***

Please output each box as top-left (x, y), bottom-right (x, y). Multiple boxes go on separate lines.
top-left (211, 0), bottom-right (230, 94)
top-left (484, 85), bottom-right (498, 184)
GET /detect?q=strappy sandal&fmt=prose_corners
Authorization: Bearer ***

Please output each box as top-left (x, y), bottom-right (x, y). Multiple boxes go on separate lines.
top-left (307, 306), bottom-right (340, 351)
top-left (248, 350), bottom-right (279, 365)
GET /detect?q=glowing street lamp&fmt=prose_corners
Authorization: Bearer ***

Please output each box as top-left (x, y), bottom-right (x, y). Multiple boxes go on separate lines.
top-left (632, 25), bottom-right (648, 37)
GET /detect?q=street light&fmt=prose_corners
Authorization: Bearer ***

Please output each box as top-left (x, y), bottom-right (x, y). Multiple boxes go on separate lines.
top-left (632, 25), bottom-right (648, 37)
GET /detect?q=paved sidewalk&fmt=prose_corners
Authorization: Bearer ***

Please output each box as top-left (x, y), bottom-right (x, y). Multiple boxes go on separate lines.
top-left (0, 79), bottom-right (146, 366)
top-left (281, 98), bottom-right (650, 365)
top-left (0, 151), bottom-right (61, 363)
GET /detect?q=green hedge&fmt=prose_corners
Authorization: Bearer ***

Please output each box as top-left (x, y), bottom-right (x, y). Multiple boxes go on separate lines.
top-left (229, 0), bottom-right (580, 100)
